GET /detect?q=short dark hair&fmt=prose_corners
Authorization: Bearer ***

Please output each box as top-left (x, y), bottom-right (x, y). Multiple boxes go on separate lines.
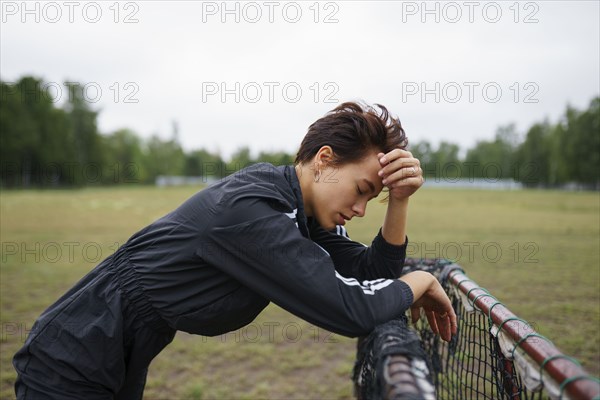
top-left (295, 101), bottom-right (408, 166)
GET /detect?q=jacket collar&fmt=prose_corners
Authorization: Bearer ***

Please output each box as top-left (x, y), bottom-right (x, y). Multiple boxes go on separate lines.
top-left (282, 165), bottom-right (310, 239)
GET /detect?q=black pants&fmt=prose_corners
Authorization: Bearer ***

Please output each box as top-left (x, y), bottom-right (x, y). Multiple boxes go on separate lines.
top-left (13, 248), bottom-right (176, 399)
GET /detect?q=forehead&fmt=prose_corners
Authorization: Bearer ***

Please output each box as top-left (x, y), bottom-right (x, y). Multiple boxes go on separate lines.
top-left (342, 153), bottom-right (384, 191)
top-left (353, 153), bottom-right (381, 171)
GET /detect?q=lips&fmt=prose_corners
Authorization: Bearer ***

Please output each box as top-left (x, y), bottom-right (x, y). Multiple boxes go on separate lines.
top-left (338, 213), bottom-right (351, 225)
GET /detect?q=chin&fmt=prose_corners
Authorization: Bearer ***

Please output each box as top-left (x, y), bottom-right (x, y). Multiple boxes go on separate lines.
top-left (315, 215), bottom-right (336, 230)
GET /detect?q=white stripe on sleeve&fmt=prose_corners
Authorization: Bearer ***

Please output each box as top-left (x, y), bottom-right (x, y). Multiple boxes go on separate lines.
top-left (334, 271), bottom-right (394, 295)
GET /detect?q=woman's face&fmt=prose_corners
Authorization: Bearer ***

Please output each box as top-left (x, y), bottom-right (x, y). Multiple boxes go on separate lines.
top-left (309, 150), bottom-right (384, 230)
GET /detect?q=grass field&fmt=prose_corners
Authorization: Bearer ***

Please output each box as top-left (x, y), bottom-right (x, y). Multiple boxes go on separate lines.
top-left (1, 185), bottom-right (599, 399)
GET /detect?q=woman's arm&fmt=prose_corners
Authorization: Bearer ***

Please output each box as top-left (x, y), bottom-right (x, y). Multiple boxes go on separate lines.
top-left (378, 150), bottom-right (457, 340)
top-left (197, 195), bottom-right (415, 338)
top-left (382, 197), bottom-right (409, 245)
top-left (378, 150), bottom-right (423, 245)
top-left (307, 219), bottom-right (407, 281)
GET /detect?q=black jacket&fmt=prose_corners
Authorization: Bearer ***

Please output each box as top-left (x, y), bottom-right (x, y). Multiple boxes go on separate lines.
top-left (13, 162), bottom-right (416, 399)
top-left (126, 163), bottom-right (414, 337)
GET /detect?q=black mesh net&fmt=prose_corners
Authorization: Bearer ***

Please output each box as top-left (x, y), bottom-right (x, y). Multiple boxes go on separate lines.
top-left (353, 316), bottom-right (436, 400)
top-left (353, 258), bottom-right (552, 400)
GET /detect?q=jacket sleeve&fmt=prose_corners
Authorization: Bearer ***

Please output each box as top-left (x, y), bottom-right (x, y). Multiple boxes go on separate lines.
top-left (196, 196), bottom-right (414, 337)
top-left (308, 219), bottom-right (408, 281)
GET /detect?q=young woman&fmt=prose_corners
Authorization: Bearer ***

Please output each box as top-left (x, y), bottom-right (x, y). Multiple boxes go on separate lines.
top-left (13, 101), bottom-right (457, 399)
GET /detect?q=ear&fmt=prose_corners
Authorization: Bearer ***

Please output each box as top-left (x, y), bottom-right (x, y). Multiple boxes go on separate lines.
top-left (314, 146), bottom-right (335, 168)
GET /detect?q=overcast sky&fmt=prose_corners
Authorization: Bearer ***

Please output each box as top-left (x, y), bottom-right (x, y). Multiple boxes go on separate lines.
top-left (1, 1), bottom-right (599, 159)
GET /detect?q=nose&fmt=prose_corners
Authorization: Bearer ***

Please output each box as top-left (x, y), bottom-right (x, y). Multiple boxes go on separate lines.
top-left (352, 200), bottom-right (367, 218)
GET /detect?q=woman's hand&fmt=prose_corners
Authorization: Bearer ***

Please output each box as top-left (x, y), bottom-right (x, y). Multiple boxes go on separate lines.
top-left (410, 281), bottom-right (457, 342)
top-left (400, 271), bottom-right (457, 342)
top-left (378, 150), bottom-right (424, 201)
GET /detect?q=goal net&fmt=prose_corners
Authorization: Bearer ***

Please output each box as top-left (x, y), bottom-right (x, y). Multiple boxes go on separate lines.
top-left (353, 258), bottom-right (600, 400)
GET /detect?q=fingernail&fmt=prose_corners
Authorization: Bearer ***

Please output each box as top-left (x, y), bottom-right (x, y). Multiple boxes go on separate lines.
top-left (378, 170), bottom-right (383, 177)
top-left (380, 157), bottom-right (387, 164)
top-left (382, 179), bottom-right (387, 184)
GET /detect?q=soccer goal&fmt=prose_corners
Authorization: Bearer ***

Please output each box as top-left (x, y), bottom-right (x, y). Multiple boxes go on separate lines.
top-left (353, 258), bottom-right (600, 400)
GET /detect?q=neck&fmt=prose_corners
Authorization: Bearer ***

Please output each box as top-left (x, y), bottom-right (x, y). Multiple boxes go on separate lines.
top-left (294, 164), bottom-right (314, 217)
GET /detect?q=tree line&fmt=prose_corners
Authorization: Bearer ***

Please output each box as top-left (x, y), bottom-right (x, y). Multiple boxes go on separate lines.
top-left (1, 76), bottom-right (598, 189)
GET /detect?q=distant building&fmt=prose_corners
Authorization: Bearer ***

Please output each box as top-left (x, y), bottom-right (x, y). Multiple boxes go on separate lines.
top-left (155, 175), bottom-right (218, 187)
top-left (424, 178), bottom-right (523, 190)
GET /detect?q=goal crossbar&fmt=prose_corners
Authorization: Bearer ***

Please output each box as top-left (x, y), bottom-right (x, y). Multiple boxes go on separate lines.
top-left (447, 267), bottom-right (599, 399)
top-left (354, 258), bottom-right (600, 400)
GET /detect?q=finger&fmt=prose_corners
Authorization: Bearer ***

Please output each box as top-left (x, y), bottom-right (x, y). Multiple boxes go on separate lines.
top-left (379, 149), bottom-right (413, 165)
top-left (378, 158), bottom-right (420, 177)
top-left (425, 310), bottom-right (439, 335)
top-left (411, 306), bottom-right (420, 324)
top-left (387, 176), bottom-right (424, 189)
top-left (436, 313), bottom-right (451, 342)
top-left (385, 156), bottom-right (420, 167)
top-left (382, 166), bottom-right (421, 184)
top-left (378, 158), bottom-right (423, 178)
top-left (450, 310), bottom-right (458, 335)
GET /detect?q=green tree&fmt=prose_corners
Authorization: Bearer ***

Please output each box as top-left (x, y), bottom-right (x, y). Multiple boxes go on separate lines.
top-left (563, 97), bottom-right (600, 186)
top-left (1, 76), bottom-right (74, 187)
top-left (256, 150), bottom-right (295, 166)
top-left (184, 148), bottom-right (225, 179)
top-left (514, 121), bottom-right (552, 187)
top-left (464, 124), bottom-right (518, 180)
top-left (515, 97), bottom-right (600, 187)
top-left (102, 128), bottom-right (145, 184)
top-left (62, 81), bottom-right (104, 186)
top-left (227, 146), bottom-right (254, 175)
top-left (409, 140), bottom-right (434, 177)
top-left (431, 141), bottom-right (461, 179)
top-left (1, 78), bottom-right (39, 187)
top-left (142, 134), bottom-right (186, 183)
